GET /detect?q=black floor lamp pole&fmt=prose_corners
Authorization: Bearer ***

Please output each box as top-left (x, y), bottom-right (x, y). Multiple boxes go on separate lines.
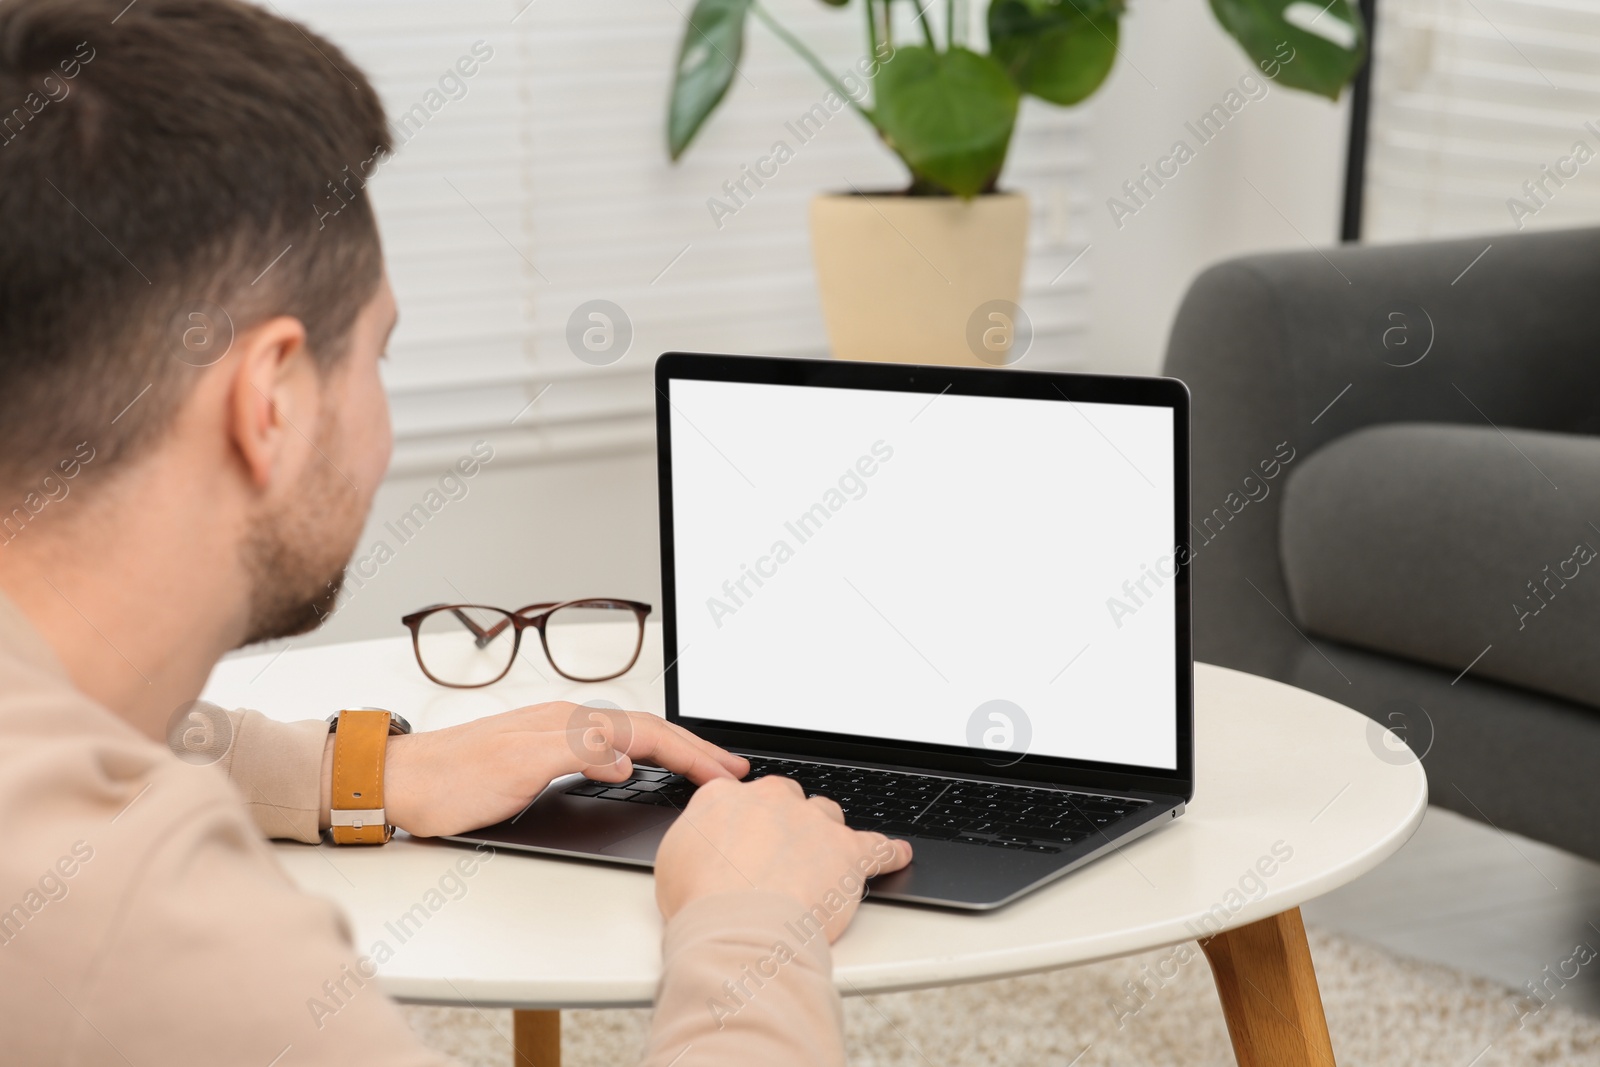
top-left (1340, 0), bottom-right (1379, 243)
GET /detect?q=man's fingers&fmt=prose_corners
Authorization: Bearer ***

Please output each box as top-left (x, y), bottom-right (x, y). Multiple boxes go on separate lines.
top-left (661, 719), bottom-right (748, 778)
top-left (808, 794), bottom-right (846, 823)
top-left (554, 723), bottom-right (631, 779)
top-left (579, 757), bottom-right (634, 783)
top-left (865, 834), bottom-right (914, 874)
top-left (655, 718), bottom-right (748, 776)
top-left (532, 706), bottom-right (746, 782)
top-left (752, 773), bottom-right (805, 800)
top-left (621, 715), bottom-right (742, 785)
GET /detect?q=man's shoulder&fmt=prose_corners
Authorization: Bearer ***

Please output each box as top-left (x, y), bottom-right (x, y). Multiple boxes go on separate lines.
top-left (0, 629), bottom-right (131, 724)
top-left (0, 652), bottom-right (317, 1062)
top-left (0, 639), bottom-right (227, 825)
top-left (0, 644), bottom-right (275, 954)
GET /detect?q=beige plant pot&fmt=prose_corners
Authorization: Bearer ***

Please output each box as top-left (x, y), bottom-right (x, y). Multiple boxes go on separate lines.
top-left (809, 191), bottom-right (1030, 366)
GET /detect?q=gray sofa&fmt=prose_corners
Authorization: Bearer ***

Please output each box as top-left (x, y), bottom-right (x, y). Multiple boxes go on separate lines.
top-left (1163, 225), bottom-right (1600, 862)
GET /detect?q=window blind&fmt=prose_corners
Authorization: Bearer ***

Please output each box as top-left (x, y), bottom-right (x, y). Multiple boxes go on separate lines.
top-left (1363, 0), bottom-right (1600, 241)
top-left (267, 0), bottom-right (1093, 473)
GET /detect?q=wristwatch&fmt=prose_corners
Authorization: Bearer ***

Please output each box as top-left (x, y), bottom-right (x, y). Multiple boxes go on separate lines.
top-left (325, 707), bottom-right (412, 845)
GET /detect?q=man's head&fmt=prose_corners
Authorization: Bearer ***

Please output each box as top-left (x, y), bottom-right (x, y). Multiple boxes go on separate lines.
top-left (0, 0), bottom-right (396, 645)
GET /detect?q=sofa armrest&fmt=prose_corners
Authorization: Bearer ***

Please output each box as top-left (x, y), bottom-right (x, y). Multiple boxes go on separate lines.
top-left (1281, 423), bottom-right (1600, 710)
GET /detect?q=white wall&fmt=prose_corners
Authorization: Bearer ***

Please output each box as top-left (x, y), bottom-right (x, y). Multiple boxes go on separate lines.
top-left (1083, 0), bottom-right (1349, 377)
top-left (274, 0), bottom-right (1350, 653)
top-left (296, 448), bottom-right (661, 650)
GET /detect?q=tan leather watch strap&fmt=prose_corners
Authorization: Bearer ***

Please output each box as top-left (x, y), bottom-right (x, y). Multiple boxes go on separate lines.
top-left (330, 709), bottom-right (394, 845)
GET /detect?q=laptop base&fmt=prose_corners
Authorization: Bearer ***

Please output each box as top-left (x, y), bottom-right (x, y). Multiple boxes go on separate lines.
top-left (446, 772), bottom-right (1183, 911)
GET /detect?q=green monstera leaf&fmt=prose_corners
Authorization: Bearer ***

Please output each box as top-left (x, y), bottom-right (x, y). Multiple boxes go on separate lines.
top-left (988, 0), bottom-right (1123, 106)
top-left (667, 0), bottom-right (753, 160)
top-left (875, 45), bottom-right (1020, 197)
top-left (663, 0), bottom-right (1367, 195)
top-left (1209, 0), bottom-right (1366, 100)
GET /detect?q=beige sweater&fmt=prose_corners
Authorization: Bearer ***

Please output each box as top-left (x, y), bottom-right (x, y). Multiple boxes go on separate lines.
top-left (0, 591), bottom-right (844, 1065)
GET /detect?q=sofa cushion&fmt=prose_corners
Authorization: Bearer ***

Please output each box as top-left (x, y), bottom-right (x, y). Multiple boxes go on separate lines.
top-left (1280, 423), bottom-right (1600, 710)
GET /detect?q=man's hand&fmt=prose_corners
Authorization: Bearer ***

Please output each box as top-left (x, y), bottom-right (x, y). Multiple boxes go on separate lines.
top-left (654, 776), bottom-right (914, 943)
top-left (324, 702), bottom-right (749, 839)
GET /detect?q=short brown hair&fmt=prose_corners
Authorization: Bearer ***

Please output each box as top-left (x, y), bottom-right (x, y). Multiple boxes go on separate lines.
top-left (0, 0), bottom-right (391, 483)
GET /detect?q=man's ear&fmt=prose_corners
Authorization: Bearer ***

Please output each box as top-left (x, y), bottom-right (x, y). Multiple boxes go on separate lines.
top-left (227, 315), bottom-right (313, 489)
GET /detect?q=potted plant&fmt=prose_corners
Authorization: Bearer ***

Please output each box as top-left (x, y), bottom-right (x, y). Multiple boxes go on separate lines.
top-left (667, 0), bottom-right (1366, 365)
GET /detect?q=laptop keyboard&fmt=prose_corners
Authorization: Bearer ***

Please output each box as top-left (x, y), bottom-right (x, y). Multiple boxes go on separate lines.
top-left (562, 754), bottom-right (1148, 854)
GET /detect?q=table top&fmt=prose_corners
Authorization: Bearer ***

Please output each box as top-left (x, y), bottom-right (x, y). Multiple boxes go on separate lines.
top-left (203, 626), bottom-right (1427, 1009)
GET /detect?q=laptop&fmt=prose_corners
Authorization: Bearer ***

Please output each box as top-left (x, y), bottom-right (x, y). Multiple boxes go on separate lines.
top-left (447, 352), bottom-right (1194, 910)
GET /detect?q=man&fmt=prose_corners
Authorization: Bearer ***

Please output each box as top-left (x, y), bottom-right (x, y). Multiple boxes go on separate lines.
top-left (0, 1), bottom-right (911, 1063)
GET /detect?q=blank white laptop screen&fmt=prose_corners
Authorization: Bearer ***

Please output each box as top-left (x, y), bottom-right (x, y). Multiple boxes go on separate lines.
top-left (667, 377), bottom-right (1179, 771)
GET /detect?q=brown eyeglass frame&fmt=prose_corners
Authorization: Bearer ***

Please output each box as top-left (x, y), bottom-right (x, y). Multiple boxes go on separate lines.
top-left (400, 599), bottom-right (652, 687)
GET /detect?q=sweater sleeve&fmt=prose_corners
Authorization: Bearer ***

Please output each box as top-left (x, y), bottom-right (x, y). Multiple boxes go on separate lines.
top-left (217, 709), bottom-right (330, 843)
top-left (643, 891), bottom-right (846, 1067)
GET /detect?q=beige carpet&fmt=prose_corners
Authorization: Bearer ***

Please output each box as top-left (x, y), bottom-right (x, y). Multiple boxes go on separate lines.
top-left (402, 926), bottom-right (1600, 1065)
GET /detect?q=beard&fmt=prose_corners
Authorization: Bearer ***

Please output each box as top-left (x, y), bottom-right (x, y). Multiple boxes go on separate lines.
top-left (238, 437), bottom-right (368, 647)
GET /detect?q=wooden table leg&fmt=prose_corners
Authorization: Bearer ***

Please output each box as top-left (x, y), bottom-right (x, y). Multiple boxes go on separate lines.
top-left (1199, 907), bottom-right (1336, 1067)
top-left (513, 1009), bottom-right (560, 1067)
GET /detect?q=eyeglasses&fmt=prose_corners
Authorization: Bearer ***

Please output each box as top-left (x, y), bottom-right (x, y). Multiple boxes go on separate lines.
top-left (401, 599), bottom-right (651, 688)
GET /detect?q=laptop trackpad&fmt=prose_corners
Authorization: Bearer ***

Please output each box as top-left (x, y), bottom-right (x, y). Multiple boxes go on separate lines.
top-left (598, 817), bottom-right (675, 862)
top-left (481, 789), bottom-right (678, 857)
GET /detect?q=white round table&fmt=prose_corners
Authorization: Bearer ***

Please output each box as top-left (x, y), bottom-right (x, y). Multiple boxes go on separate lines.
top-left (204, 625), bottom-right (1427, 1066)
